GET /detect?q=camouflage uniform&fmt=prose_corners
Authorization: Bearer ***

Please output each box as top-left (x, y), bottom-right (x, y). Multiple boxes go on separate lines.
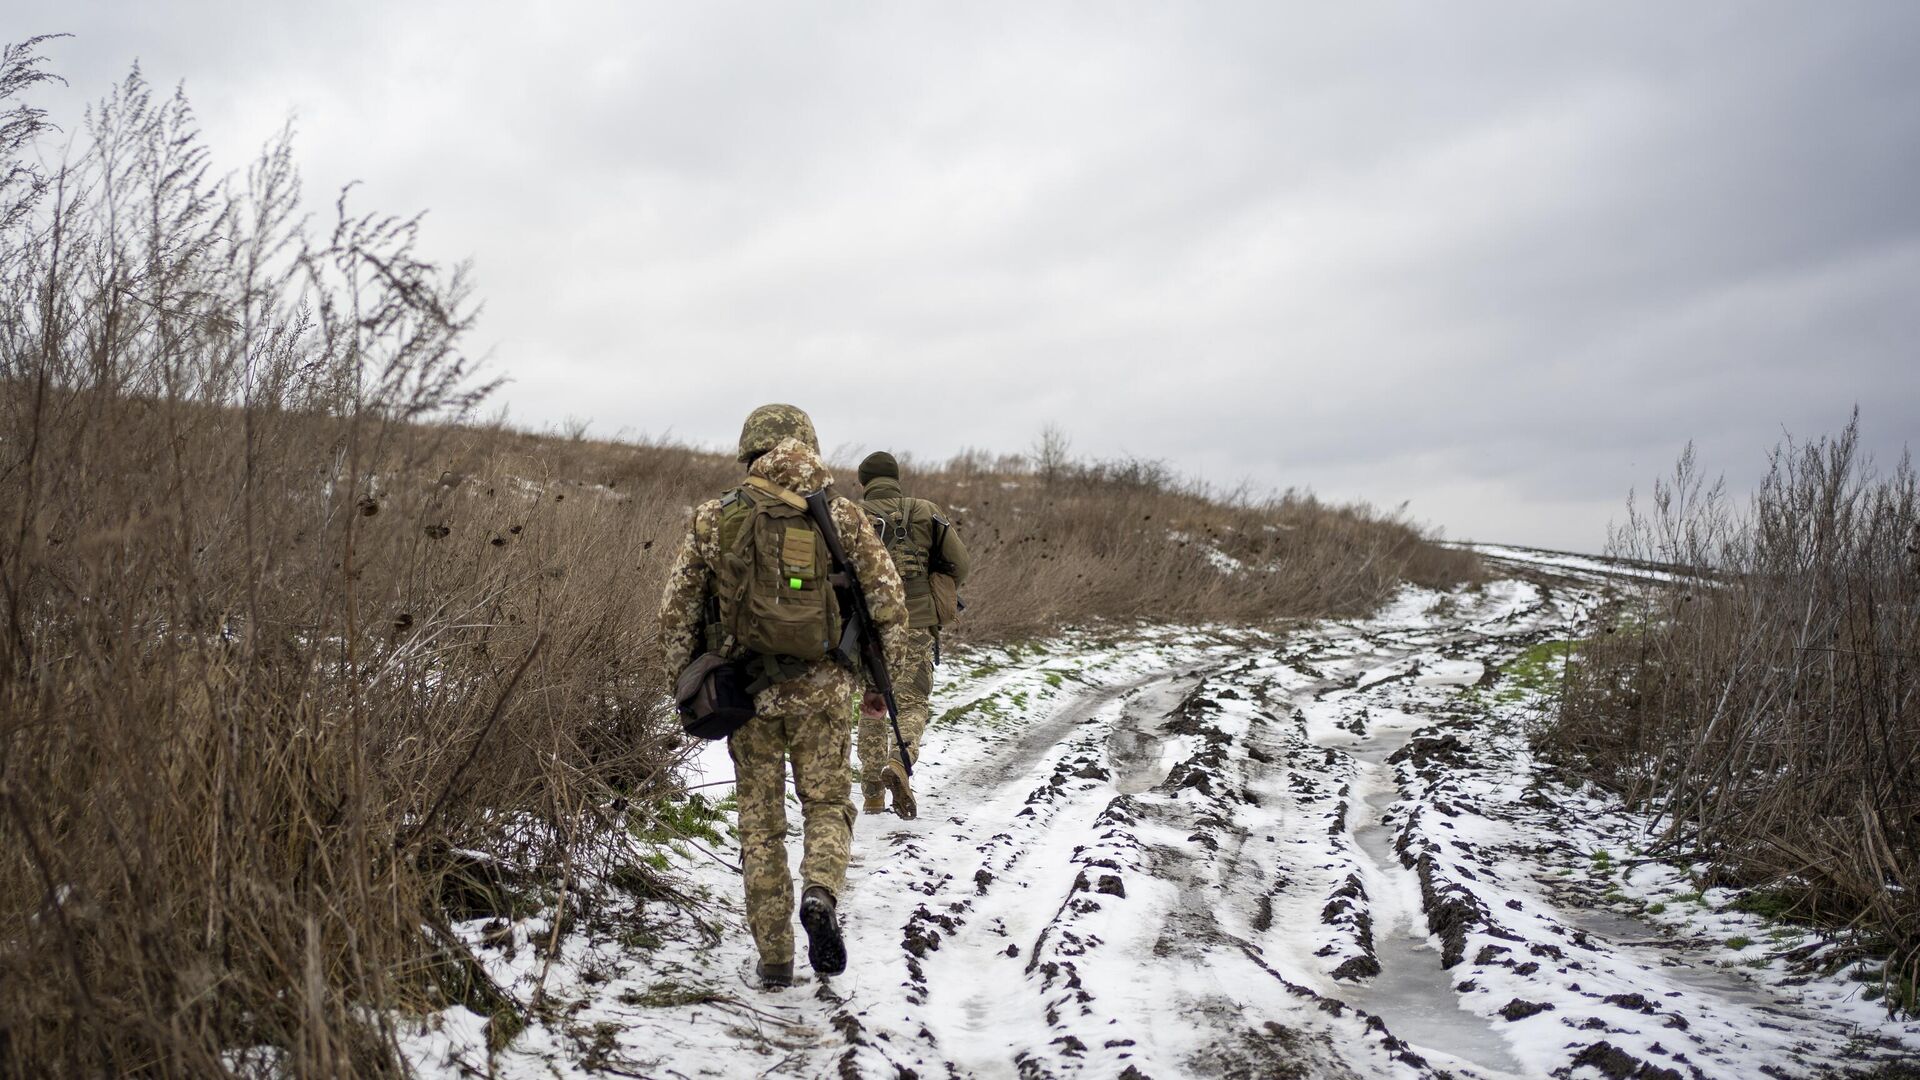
top-left (858, 628), bottom-right (936, 785)
top-left (657, 409), bottom-right (910, 970)
top-left (855, 459), bottom-right (971, 810)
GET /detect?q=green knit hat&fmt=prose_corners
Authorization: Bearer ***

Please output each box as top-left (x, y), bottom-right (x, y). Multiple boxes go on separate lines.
top-left (858, 451), bottom-right (900, 486)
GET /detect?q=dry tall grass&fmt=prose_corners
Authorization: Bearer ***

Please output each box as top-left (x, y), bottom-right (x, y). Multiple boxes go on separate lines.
top-left (886, 450), bottom-right (1478, 639)
top-left (1546, 418), bottom-right (1919, 1007)
top-left (0, 41), bottom-right (1478, 1074)
top-left (0, 44), bottom-right (699, 1074)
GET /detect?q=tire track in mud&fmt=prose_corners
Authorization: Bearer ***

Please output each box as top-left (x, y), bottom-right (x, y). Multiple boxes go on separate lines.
top-left (450, 577), bottom-right (1920, 1079)
top-left (828, 590), bottom-right (1576, 1080)
top-left (1294, 574), bottom-right (1920, 1080)
top-left (846, 664), bottom-right (1221, 1078)
top-left (1301, 610), bottom-right (1553, 1078)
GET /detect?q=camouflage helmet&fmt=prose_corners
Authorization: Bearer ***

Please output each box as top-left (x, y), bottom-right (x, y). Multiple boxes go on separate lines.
top-left (737, 403), bottom-right (819, 462)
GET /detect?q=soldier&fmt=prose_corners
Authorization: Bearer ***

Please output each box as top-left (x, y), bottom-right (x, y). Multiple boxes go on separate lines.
top-left (855, 451), bottom-right (972, 819)
top-left (657, 404), bottom-right (911, 989)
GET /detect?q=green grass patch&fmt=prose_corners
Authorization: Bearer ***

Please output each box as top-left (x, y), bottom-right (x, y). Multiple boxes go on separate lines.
top-left (1495, 640), bottom-right (1578, 703)
top-left (937, 693), bottom-right (1011, 729)
top-left (618, 980), bottom-right (727, 1008)
top-left (608, 863), bottom-right (667, 901)
top-left (630, 792), bottom-right (727, 847)
top-left (1890, 973), bottom-right (1919, 1015)
top-left (1731, 887), bottom-right (1808, 922)
top-left (1645, 902), bottom-right (1667, 915)
top-left (1726, 935), bottom-right (1753, 950)
top-left (616, 924), bottom-right (664, 951)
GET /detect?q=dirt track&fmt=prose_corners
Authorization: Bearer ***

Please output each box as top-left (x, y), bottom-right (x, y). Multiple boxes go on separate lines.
top-left (407, 557), bottom-right (1920, 1079)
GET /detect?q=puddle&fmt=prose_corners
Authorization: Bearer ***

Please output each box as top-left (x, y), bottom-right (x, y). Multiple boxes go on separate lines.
top-left (1106, 675), bottom-right (1206, 795)
top-left (1558, 905), bottom-right (1811, 1013)
top-left (1344, 771), bottom-right (1529, 1078)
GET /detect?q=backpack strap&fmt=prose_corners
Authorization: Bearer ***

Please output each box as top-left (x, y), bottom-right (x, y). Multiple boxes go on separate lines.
top-left (713, 487), bottom-right (749, 545)
top-left (742, 474), bottom-right (808, 511)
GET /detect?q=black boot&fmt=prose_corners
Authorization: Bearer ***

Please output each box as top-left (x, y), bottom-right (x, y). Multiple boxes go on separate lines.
top-left (756, 960), bottom-right (793, 989)
top-left (799, 885), bottom-right (846, 976)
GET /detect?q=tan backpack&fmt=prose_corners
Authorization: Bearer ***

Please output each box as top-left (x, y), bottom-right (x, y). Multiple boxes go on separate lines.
top-left (928, 514), bottom-right (961, 626)
top-left (867, 498), bottom-right (962, 628)
top-left (712, 477), bottom-right (843, 661)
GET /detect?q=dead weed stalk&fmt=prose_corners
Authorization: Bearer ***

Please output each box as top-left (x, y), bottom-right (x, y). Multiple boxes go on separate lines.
top-left (1546, 417), bottom-right (1919, 1007)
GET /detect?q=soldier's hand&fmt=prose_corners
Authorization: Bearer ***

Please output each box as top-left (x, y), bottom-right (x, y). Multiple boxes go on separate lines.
top-left (861, 690), bottom-right (887, 719)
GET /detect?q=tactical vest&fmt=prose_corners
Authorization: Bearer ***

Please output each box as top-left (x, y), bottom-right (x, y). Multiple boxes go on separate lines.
top-left (863, 495), bottom-right (944, 629)
top-left (710, 479), bottom-right (843, 663)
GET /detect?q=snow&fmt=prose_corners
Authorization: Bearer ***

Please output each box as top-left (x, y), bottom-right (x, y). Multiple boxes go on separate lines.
top-left (397, 567), bottom-right (1920, 1079)
top-left (681, 734), bottom-right (736, 795)
top-left (1166, 529), bottom-right (1250, 573)
top-left (1415, 659), bottom-right (1485, 686)
top-left (1457, 542), bottom-right (1689, 583)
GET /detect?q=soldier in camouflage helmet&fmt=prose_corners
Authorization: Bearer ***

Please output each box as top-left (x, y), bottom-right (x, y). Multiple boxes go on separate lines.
top-left (734, 403), bottom-right (820, 463)
top-left (657, 404), bottom-right (912, 989)
top-left (855, 451), bottom-right (971, 818)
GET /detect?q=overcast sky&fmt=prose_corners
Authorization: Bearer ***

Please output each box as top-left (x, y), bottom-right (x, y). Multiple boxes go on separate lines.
top-left (13, 2), bottom-right (1918, 550)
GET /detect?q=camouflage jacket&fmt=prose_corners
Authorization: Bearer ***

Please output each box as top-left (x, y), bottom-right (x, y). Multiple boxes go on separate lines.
top-left (656, 437), bottom-right (912, 712)
top-left (858, 476), bottom-right (971, 629)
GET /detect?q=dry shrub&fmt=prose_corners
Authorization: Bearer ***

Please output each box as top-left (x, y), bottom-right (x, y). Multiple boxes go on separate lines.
top-left (869, 450), bottom-right (1480, 640)
top-left (1546, 418), bottom-right (1919, 1003)
top-left (0, 45), bottom-right (686, 1074)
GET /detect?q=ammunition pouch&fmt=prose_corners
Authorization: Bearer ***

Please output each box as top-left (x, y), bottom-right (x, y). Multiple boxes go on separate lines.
top-left (674, 653), bottom-right (754, 740)
top-left (737, 650), bottom-right (812, 694)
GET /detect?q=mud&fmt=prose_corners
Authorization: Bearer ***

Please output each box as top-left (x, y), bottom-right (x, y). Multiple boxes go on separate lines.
top-left (411, 573), bottom-right (1920, 1080)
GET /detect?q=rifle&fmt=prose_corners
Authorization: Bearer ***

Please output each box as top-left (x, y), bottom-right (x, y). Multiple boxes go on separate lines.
top-left (804, 489), bottom-right (911, 775)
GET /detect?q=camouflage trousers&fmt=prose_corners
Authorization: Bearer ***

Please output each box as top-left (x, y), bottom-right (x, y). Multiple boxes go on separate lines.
top-left (729, 663), bottom-right (856, 965)
top-left (859, 627), bottom-right (936, 784)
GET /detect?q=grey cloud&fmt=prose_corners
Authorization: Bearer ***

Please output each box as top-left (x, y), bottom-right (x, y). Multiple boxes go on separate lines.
top-left (15, 1), bottom-right (1918, 550)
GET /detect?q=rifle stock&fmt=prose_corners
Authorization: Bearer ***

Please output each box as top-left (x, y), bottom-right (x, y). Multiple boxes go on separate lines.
top-left (805, 490), bottom-right (911, 774)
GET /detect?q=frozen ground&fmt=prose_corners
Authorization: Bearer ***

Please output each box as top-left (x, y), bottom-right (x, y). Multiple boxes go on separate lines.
top-left (401, 561), bottom-right (1920, 1079)
top-left (1447, 543), bottom-right (1689, 584)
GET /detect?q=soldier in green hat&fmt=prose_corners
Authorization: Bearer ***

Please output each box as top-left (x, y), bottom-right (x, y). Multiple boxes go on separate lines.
top-left (855, 450), bottom-right (972, 819)
top-left (656, 404), bottom-right (912, 989)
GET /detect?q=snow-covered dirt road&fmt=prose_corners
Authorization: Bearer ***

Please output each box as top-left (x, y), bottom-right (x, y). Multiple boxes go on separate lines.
top-left (406, 565), bottom-right (1920, 1079)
